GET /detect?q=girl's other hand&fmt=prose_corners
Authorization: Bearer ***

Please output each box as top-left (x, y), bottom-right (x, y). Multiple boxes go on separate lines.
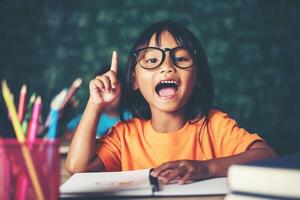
top-left (89, 51), bottom-right (121, 105)
top-left (151, 160), bottom-right (212, 185)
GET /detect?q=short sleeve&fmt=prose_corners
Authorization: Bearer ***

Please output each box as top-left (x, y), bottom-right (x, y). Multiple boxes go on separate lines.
top-left (209, 110), bottom-right (264, 157)
top-left (96, 126), bottom-right (122, 171)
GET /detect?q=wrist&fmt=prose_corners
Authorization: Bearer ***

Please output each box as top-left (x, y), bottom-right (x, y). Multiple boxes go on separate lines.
top-left (87, 97), bottom-right (105, 113)
top-left (205, 159), bottom-right (223, 178)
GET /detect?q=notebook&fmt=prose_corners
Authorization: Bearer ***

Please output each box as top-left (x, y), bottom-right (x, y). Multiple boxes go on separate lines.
top-left (60, 168), bottom-right (229, 198)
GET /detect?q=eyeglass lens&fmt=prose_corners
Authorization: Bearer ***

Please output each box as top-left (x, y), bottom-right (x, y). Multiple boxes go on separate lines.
top-left (137, 47), bottom-right (194, 69)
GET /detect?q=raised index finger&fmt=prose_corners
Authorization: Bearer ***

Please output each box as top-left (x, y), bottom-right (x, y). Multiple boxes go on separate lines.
top-left (110, 51), bottom-right (118, 74)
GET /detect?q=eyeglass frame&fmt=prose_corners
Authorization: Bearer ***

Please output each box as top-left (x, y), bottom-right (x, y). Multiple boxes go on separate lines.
top-left (132, 46), bottom-right (197, 70)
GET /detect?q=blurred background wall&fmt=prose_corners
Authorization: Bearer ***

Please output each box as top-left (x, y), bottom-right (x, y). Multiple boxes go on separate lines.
top-left (0, 0), bottom-right (299, 154)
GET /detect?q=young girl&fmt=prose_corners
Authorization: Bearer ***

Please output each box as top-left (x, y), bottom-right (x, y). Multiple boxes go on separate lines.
top-left (66, 21), bottom-right (276, 184)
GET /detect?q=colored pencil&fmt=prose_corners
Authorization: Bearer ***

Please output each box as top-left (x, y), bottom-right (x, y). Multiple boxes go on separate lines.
top-left (47, 92), bottom-right (65, 140)
top-left (2, 81), bottom-right (25, 142)
top-left (27, 96), bottom-right (42, 143)
top-left (22, 93), bottom-right (36, 133)
top-left (16, 173), bottom-right (28, 200)
top-left (59, 78), bottom-right (82, 113)
top-left (1, 80), bottom-right (45, 200)
top-left (18, 84), bottom-right (27, 122)
top-left (44, 89), bottom-right (67, 128)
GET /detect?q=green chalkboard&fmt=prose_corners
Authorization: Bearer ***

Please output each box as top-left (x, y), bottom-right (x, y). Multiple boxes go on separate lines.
top-left (0, 0), bottom-right (299, 154)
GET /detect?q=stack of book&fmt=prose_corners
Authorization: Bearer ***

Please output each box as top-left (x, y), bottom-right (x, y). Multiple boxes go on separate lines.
top-left (226, 153), bottom-right (300, 200)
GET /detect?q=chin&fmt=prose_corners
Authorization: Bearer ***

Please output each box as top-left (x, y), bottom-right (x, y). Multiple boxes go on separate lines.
top-left (153, 102), bottom-right (186, 114)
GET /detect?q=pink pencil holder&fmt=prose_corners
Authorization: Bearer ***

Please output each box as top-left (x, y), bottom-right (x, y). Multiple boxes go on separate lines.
top-left (0, 139), bottom-right (60, 200)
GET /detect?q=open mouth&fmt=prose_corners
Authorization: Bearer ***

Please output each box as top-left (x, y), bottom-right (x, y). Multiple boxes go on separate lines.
top-left (155, 80), bottom-right (179, 97)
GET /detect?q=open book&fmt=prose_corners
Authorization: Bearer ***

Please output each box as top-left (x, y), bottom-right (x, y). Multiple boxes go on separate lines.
top-left (60, 169), bottom-right (229, 197)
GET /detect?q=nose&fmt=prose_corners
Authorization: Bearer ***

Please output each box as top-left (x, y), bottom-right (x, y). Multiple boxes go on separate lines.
top-left (159, 52), bottom-right (175, 74)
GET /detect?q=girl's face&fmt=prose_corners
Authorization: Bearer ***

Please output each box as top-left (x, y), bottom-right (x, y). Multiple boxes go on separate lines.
top-left (133, 31), bottom-right (198, 116)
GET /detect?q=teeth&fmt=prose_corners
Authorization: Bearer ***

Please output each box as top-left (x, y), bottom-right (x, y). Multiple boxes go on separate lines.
top-left (155, 80), bottom-right (179, 95)
top-left (160, 80), bottom-right (178, 85)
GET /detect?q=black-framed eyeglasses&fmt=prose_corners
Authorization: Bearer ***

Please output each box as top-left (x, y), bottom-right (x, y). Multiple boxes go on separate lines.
top-left (132, 46), bottom-right (196, 70)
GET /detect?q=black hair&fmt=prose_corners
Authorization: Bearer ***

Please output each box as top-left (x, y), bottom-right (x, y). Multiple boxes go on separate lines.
top-left (120, 21), bottom-right (214, 123)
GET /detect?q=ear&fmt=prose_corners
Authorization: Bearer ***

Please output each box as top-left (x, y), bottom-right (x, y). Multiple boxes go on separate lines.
top-left (131, 72), bottom-right (139, 90)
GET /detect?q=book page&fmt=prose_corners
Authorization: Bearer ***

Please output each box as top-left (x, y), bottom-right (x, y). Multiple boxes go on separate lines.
top-left (60, 169), bottom-right (152, 197)
top-left (155, 177), bottom-right (229, 196)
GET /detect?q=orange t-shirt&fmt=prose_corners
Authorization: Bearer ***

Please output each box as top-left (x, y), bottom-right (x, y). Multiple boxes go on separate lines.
top-left (96, 109), bottom-right (263, 171)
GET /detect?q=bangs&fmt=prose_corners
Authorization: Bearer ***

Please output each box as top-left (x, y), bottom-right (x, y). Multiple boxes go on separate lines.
top-left (133, 25), bottom-right (195, 51)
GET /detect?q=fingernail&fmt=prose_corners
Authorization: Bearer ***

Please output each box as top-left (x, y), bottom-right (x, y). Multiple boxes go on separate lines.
top-left (151, 171), bottom-right (158, 177)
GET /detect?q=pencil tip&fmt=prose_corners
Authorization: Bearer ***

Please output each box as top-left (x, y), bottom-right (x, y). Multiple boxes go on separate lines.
top-left (73, 78), bottom-right (83, 87)
top-left (36, 96), bottom-right (42, 102)
top-left (29, 93), bottom-right (37, 101)
top-left (21, 84), bottom-right (27, 93)
top-left (2, 80), bottom-right (7, 91)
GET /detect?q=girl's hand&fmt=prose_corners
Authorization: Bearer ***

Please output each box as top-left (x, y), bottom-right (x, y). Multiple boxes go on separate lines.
top-left (89, 51), bottom-right (121, 105)
top-left (151, 160), bottom-right (212, 185)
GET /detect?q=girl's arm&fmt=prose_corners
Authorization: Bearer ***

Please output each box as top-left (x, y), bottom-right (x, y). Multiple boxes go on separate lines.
top-left (151, 141), bottom-right (276, 184)
top-left (65, 98), bottom-right (106, 174)
top-left (206, 141), bottom-right (276, 178)
top-left (66, 51), bottom-right (120, 174)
